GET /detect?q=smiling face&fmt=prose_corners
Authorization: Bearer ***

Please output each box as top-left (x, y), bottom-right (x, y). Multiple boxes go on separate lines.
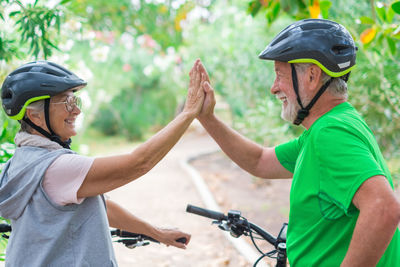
top-left (270, 61), bottom-right (300, 122)
top-left (270, 61), bottom-right (314, 123)
top-left (48, 90), bottom-right (81, 141)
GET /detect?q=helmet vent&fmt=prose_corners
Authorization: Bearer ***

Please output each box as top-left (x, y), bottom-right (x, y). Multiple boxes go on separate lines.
top-left (2, 89), bottom-right (12, 99)
top-left (279, 47), bottom-right (293, 54)
top-left (45, 70), bottom-right (65, 77)
top-left (41, 83), bottom-right (56, 87)
top-left (270, 32), bottom-right (289, 47)
top-left (47, 61), bottom-right (73, 75)
top-left (331, 45), bottom-right (351, 55)
top-left (300, 22), bottom-right (333, 31)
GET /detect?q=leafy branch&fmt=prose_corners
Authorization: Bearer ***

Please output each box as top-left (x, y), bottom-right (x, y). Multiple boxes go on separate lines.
top-left (0, 0), bottom-right (66, 61)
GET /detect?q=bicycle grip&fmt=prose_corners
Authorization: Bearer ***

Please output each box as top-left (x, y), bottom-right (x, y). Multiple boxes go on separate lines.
top-left (176, 237), bottom-right (187, 244)
top-left (186, 204), bottom-right (226, 220)
top-left (0, 224), bottom-right (11, 233)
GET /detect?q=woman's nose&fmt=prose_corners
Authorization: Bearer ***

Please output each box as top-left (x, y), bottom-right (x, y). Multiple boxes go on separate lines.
top-left (72, 104), bottom-right (81, 115)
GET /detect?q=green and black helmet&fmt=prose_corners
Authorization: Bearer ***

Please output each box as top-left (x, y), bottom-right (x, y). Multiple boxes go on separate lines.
top-left (1, 60), bottom-right (86, 120)
top-left (1, 60), bottom-right (87, 148)
top-left (259, 19), bottom-right (357, 125)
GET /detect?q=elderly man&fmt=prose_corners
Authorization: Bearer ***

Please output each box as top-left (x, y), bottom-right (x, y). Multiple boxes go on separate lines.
top-left (194, 19), bottom-right (400, 266)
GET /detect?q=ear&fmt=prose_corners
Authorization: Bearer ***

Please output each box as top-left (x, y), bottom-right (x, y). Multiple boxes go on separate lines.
top-left (25, 109), bottom-right (45, 127)
top-left (307, 64), bottom-right (323, 92)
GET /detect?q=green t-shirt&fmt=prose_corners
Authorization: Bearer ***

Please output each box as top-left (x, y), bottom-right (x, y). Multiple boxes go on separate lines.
top-left (276, 102), bottom-right (400, 267)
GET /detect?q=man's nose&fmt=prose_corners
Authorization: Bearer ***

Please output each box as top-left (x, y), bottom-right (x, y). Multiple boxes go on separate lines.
top-left (270, 80), bottom-right (279, 95)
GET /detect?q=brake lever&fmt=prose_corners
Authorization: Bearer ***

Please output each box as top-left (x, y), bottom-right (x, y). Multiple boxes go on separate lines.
top-left (212, 220), bottom-right (231, 232)
top-left (133, 241), bottom-right (150, 248)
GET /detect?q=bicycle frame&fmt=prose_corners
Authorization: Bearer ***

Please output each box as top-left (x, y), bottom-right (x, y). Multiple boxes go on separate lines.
top-left (186, 204), bottom-right (288, 267)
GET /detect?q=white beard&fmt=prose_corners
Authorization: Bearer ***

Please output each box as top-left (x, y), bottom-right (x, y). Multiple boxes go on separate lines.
top-left (281, 99), bottom-right (300, 123)
top-left (279, 86), bottom-right (311, 123)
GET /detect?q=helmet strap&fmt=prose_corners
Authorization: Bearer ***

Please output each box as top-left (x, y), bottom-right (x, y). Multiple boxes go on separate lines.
top-left (291, 64), bottom-right (333, 125)
top-left (21, 117), bottom-right (71, 149)
top-left (44, 98), bottom-right (56, 136)
top-left (43, 99), bottom-right (71, 149)
top-left (21, 99), bottom-right (71, 149)
top-left (341, 72), bottom-right (350, 82)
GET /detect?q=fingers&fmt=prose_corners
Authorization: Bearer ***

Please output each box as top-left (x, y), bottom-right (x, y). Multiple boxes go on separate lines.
top-left (202, 80), bottom-right (212, 93)
top-left (198, 61), bottom-right (210, 83)
top-left (189, 60), bottom-right (202, 91)
top-left (185, 59), bottom-right (207, 116)
top-left (189, 59), bottom-right (200, 77)
top-left (203, 81), bottom-right (215, 104)
top-left (196, 79), bottom-right (216, 120)
top-left (174, 233), bottom-right (191, 249)
top-left (162, 230), bottom-right (191, 249)
top-left (189, 59), bottom-right (209, 91)
top-left (189, 59), bottom-right (200, 88)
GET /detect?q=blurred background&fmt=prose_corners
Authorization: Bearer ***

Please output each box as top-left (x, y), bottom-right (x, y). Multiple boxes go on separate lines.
top-left (0, 0), bottom-right (399, 261)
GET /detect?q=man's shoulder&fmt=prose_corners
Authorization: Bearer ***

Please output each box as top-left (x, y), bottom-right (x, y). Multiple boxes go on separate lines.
top-left (311, 102), bottom-right (368, 136)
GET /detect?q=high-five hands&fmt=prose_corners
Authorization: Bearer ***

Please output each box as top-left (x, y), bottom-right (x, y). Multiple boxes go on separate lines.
top-left (188, 59), bottom-right (216, 121)
top-left (184, 59), bottom-right (206, 118)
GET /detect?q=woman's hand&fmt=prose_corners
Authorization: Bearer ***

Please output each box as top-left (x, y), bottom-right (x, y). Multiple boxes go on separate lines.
top-left (106, 200), bottom-right (191, 249)
top-left (183, 59), bottom-right (206, 118)
top-left (154, 227), bottom-right (191, 249)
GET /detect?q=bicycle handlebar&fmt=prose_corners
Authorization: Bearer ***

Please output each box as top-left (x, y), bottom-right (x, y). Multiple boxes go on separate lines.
top-left (186, 204), bottom-right (277, 245)
top-left (186, 204), bottom-right (227, 221)
top-left (1, 224), bottom-right (186, 247)
top-left (110, 229), bottom-right (160, 243)
top-left (186, 204), bottom-right (287, 267)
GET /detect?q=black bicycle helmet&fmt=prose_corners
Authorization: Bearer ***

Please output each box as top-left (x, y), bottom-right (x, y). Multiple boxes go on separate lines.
top-left (258, 19), bottom-right (357, 125)
top-left (1, 60), bottom-right (87, 148)
top-left (2, 60), bottom-right (86, 120)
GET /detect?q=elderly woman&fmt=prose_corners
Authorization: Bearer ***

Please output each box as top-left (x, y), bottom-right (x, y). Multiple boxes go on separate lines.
top-left (0, 60), bottom-right (203, 266)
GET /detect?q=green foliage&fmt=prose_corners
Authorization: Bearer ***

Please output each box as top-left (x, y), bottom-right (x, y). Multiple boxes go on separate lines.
top-left (247, 0), bottom-right (315, 22)
top-left (0, 112), bottom-right (18, 174)
top-left (0, 0), bottom-right (66, 60)
top-left (64, 0), bottom-right (197, 50)
top-left (0, 35), bottom-right (19, 62)
top-left (179, 1), bottom-right (297, 144)
top-left (93, 84), bottom-right (177, 140)
top-left (80, 35), bottom-right (180, 141)
top-left (331, 1), bottom-right (400, 161)
top-left (393, 1), bottom-right (400, 14)
top-left (1, 0), bottom-right (210, 146)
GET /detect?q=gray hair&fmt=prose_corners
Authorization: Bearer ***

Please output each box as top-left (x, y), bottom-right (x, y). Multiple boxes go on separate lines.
top-left (20, 100), bottom-right (45, 133)
top-left (294, 63), bottom-right (348, 99)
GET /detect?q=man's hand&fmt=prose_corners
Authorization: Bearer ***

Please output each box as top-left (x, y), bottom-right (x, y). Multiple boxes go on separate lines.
top-left (196, 60), bottom-right (216, 121)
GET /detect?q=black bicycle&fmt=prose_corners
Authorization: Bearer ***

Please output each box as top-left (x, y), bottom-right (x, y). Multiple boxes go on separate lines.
top-left (186, 204), bottom-right (288, 267)
top-left (0, 223), bottom-right (164, 249)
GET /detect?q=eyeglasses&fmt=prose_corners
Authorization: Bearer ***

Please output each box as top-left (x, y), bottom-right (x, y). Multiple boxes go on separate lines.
top-left (51, 95), bottom-right (82, 112)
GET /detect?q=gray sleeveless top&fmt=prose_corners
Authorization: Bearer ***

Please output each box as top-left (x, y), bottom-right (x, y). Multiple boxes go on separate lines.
top-left (0, 145), bottom-right (117, 266)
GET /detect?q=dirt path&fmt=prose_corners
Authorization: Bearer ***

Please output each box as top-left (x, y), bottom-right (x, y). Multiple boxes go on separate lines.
top-left (107, 127), bottom-right (250, 267)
